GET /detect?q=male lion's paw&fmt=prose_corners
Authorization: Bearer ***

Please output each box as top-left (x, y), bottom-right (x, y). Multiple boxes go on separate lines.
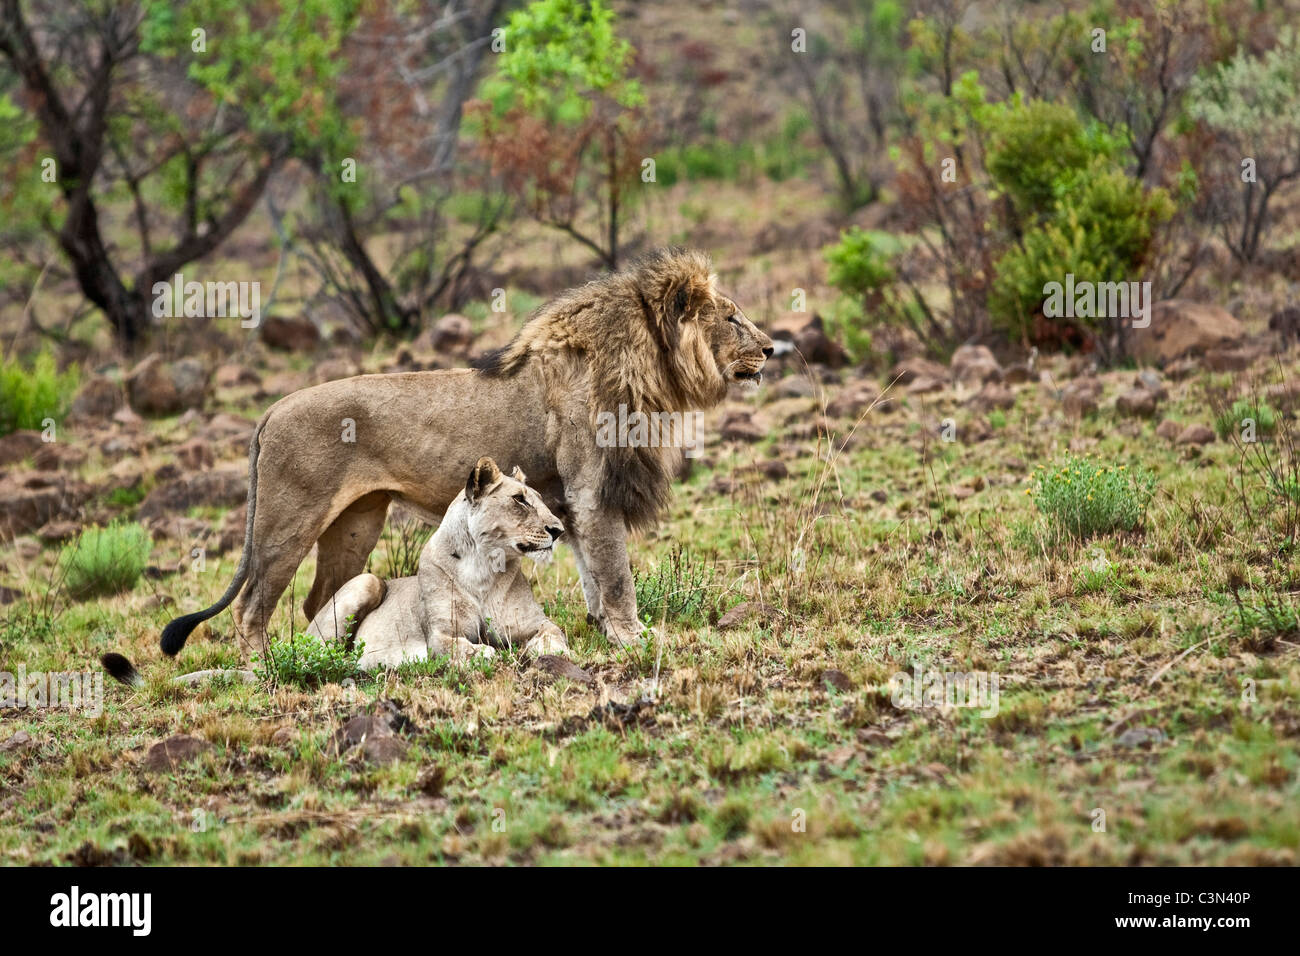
top-left (523, 633), bottom-right (571, 659)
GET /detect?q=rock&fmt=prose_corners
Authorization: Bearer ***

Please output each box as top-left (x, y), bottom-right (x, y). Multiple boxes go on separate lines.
top-left (1002, 362), bottom-right (1035, 384)
top-left (951, 484), bottom-right (975, 500)
top-left (1062, 378), bottom-right (1103, 420)
top-left (1116, 726), bottom-right (1166, 748)
top-left (1203, 345), bottom-right (1263, 372)
top-left (1155, 419), bottom-right (1182, 441)
top-left (907, 375), bottom-right (945, 395)
top-left (950, 344), bottom-right (1002, 385)
top-left (745, 459), bottom-right (789, 481)
top-left (260, 314), bottom-right (320, 352)
top-left (772, 374), bottom-right (816, 399)
top-left (1130, 300), bottom-right (1245, 365)
top-left (890, 356), bottom-right (948, 385)
top-left (360, 736), bottom-right (409, 765)
top-left (1163, 357), bottom-right (1199, 381)
top-left (1268, 306), bottom-right (1300, 346)
top-left (1115, 386), bottom-right (1158, 418)
top-left (1175, 424), bottom-right (1215, 446)
top-left (68, 376), bottom-right (124, 421)
top-left (126, 354), bottom-right (210, 415)
top-left (310, 357), bottom-right (361, 385)
top-left (770, 315), bottom-right (848, 368)
top-left (137, 466), bottom-right (247, 521)
top-left (716, 601), bottom-right (780, 631)
top-left (143, 734), bottom-right (211, 772)
top-left (430, 313), bottom-right (474, 353)
top-left (1136, 370), bottom-right (1167, 400)
top-left (0, 730), bottom-right (35, 753)
top-left (720, 412), bottom-right (765, 442)
top-left (259, 371), bottom-right (307, 397)
top-left (0, 472), bottom-right (91, 540)
top-left (214, 363), bottom-right (260, 389)
top-left (968, 382), bottom-right (1015, 412)
top-left (175, 438), bottom-right (215, 471)
top-left (32, 443), bottom-right (86, 471)
top-left (270, 726), bottom-right (299, 746)
top-left (12, 537), bottom-right (41, 560)
top-left (820, 669), bottom-right (853, 692)
top-left (35, 520), bottom-right (79, 544)
top-left (534, 654), bottom-right (596, 685)
top-left (827, 381), bottom-right (891, 419)
top-left (0, 430), bottom-right (44, 466)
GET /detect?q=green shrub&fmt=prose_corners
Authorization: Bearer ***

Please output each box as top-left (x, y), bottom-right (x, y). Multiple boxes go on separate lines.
top-left (1026, 455), bottom-right (1156, 545)
top-left (0, 350), bottom-right (78, 437)
top-left (1215, 398), bottom-right (1278, 440)
top-left (255, 628), bottom-right (364, 688)
top-left (825, 227), bottom-right (903, 302)
top-left (59, 523), bottom-right (152, 600)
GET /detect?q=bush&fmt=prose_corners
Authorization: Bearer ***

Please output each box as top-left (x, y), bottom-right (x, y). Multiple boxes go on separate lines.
top-left (1215, 398), bottom-right (1278, 440)
top-left (1026, 455), bottom-right (1156, 544)
top-left (59, 523), bottom-right (152, 600)
top-left (255, 628), bottom-right (365, 688)
top-left (0, 350), bottom-right (78, 437)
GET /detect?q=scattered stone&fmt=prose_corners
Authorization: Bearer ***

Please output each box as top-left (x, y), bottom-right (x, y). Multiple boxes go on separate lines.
top-left (821, 669), bottom-right (853, 692)
top-left (35, 520), bottom-right (79, 544)
top-left (951, 484), bottom-right (975, 500)
top-left (214, 363), bottom-right (260, 389)
top-left (143, 734), bottom-right (211, 772)
top-left (1203, 344), bottom-right (1263, 372)
top-left (907, 375), bottom-right (945, 395)
top-left (0, 472), bottom-right (91, 540)
top-left (310, 357), bottom-right (361, 385)
top-left (1062, 377), bottom-right (1103, 420)
top-left (716, 601), bottom-right (780, 630)
top-left (968, 382), bottom-right (1015, 412)
top-left (1130, 300), bottom-right (1245, 365)
top-left (720, 411), bottom-right (765, 442)
top-left (127, 354), bottom-right (210, 415)
top-left (1115, 386), bottom-right (1158, 418)
top-left (175, 437), bottom-right (215, 471)
top-left (430, 313), bottom-right (474, 353)
top-left (1116, 726), bottom-right (1167, 749)
top-left (1135, 370), bottom-right (1167, 400)
top-left (360, 736), bottom-right (409, 765)
top-left (1002, 362), bottom-right (1035, 384)
top-left (950, 344), bottom-right (1002, 385)
top-left (772, 374), bottom-right (816, 399)
top-left (32, 443), bottom-right (87, 471)
top-left (0, 430), bottom-right (43, 466)
top-left (414, 764), bottom-right (447, 797)
top-left (260, 314), bottom-right (321, 352)
top-left (270, 726), bottom-right (299, 746)
top-left (1155, 419), bottom-right (1182, 441)
top-left (0, 730), bottom-right (35, 754)
top-left (68, 376), bottom-right (124, 421)
top-left (534, 654), bottom-right (595, 685)
top-left (827, 381), bottom-right (890, 419)
top-left (137, 466), bottom-right (247, 522)
top-left (1175, 424), bottom-right (1215, 446)
top-left (791, 315), bottom-right (849, 368)
top-left (1268, 306), bottom-right (1300, 347)
top-left (889, 356), bottom-right (948, 385)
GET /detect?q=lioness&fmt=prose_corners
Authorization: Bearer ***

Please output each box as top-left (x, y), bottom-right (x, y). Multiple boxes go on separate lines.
top-left (160, 247), bottom-right (772, 659)
top-left (307, 456), bottom-right (569, 667)
top-left (101, 457), bottom-right (566, 686)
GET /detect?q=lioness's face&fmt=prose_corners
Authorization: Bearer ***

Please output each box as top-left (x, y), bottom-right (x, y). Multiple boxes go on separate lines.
top-left (705, 294), bottom-right (773, 390)
top-left (465, 458), bottom-right (564, 561)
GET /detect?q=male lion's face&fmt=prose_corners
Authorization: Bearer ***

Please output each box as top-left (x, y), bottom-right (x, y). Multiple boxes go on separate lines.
top-left (704, 294), bottom-right (773, 390)
top-left (464, 457), bottom-right (564, 562)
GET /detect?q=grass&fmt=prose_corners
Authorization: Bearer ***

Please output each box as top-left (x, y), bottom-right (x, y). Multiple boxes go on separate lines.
top-left (0, 349), bottom-right (78, 436)
top-left (1, 334), bottom-right (1299, 866)
top-left (57, 522), bottom-right (152, 601)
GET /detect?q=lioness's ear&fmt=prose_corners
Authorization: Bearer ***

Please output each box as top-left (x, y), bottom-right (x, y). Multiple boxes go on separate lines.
top-left (466, 456), bottom-right (501, 503)
top-left (667, 270), bottom-right (713, 323)
top-left (511, 466), bottom-right (527, 483)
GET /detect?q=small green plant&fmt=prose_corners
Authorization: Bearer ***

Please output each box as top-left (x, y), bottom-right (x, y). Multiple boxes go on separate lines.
top-left (255, 627), bottom-right (364, 688)
top-left (59, 522), bottom-right (152, 600)
top-left (1026, 455), bottom-right (1156, 545)
top-left (633, 545), bottom-right (715, 626)
top-left (1215, 398), bottom-right (1278, 440)
top-left (373, 518), bottom-right (433, 579)
top-left (1228, 573), bottom-right (1298, 652)
top-left (0, 350), bottom-right (78, 437)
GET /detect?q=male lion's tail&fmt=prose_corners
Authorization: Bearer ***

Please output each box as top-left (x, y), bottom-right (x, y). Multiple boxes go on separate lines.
top-left (160, 420), bottom-right (263, 656)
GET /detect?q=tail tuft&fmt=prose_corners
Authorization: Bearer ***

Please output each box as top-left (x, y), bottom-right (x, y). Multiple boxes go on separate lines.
top-left (160, 611), bottom-right (209, 656)
top-left (101, 652), bottom-right (143, 687)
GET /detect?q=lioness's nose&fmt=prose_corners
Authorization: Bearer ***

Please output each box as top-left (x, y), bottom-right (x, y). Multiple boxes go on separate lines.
top-left (762, 345), bottom-right (774, 358)
top-left (547, 525), bottom-right (564, 541)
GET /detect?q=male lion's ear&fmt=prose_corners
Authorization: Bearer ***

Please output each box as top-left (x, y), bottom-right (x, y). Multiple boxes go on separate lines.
top-left (667, 270), bottom-right (713, 324)
top-left (511, 466), bottom-right (527, 483)
top-left (466, 456), bottom-right (501, 503)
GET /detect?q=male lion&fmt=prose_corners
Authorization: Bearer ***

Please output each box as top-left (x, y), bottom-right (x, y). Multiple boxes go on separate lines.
top-left (160, 247), bottom-right (772, 659)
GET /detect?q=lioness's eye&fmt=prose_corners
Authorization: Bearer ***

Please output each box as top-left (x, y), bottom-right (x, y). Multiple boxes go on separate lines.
top-left (726, 315), bottom-right (739, 325)
top-left (513, 493), bottom-right (528, 505)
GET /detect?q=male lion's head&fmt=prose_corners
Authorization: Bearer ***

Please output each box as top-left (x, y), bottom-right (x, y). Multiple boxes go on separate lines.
top-left (464, 457), bottom-right (564, 563)
top-left (477, 247), bottom-right (772, 527)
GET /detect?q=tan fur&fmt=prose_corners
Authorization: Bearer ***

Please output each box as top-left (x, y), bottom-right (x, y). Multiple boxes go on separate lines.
top-left (307, 458), bottom-right (568, 668)
top-left (160, 247), bottom-right (772, 659)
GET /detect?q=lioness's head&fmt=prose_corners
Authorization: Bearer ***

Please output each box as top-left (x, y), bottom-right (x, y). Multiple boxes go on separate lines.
top-left (464, 456), bottom-right (564, 561)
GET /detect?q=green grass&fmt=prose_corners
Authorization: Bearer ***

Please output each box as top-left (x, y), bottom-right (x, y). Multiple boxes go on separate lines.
top-left (57, 522), bottom-right (152, 600)
top-left (0, 349), bottom-right (78, 436)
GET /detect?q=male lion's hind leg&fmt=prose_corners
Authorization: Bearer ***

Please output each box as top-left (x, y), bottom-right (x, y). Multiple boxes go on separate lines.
top-left (306, 573), bottom-right (386, 645)
top-left (304, 492), bottom-right (390, 622)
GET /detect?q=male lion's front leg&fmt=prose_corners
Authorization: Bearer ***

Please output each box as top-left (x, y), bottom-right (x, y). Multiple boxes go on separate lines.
top-left (568, 513), bottom-right (642, 648)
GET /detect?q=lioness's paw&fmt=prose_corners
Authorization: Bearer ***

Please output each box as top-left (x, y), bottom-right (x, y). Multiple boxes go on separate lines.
top-left (523, 633), bottom-right (571, 659)
top-left (451, 638), bottom-right (495, 661)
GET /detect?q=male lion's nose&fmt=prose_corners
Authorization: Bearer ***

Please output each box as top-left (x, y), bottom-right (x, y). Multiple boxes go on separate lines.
top-left (547, 525), bottom-right (564, 541)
